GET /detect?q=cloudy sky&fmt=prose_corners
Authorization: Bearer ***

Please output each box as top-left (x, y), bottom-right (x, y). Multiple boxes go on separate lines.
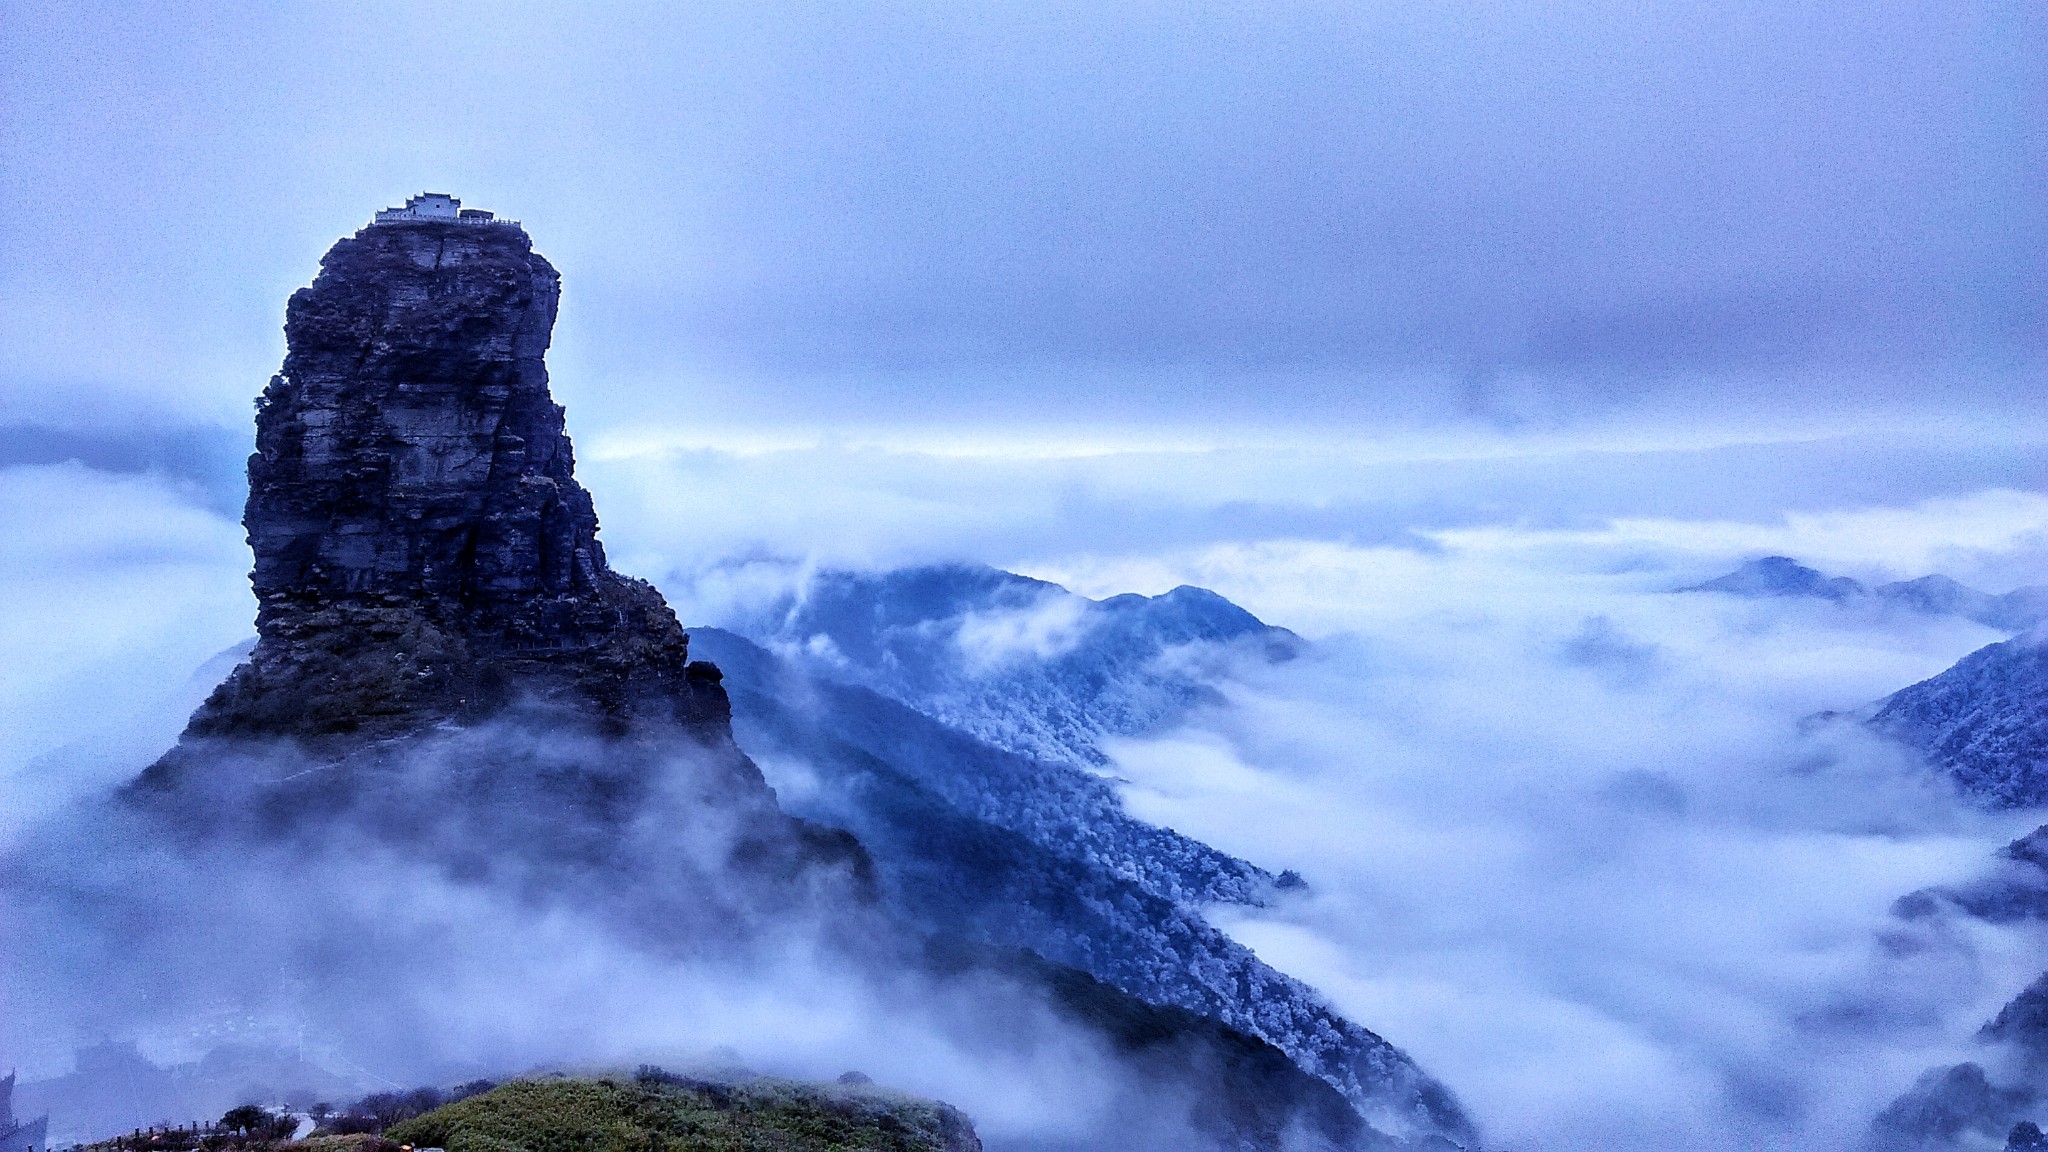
top-left (3, 0), bottom-right (2043, 442)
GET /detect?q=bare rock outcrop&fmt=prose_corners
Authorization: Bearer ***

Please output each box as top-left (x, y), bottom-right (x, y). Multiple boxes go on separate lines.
top-left (157, 217), bottom-right (726, 750)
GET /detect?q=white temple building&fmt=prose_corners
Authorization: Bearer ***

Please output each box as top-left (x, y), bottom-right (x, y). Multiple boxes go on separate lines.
top-left (372, 193), bottom-right (518, 228)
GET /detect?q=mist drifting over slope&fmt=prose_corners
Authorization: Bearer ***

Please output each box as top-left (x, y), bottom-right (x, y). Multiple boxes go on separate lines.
top-left (1065, 540), bottom-right (2042, 1150)
top-left (4, 424), bottom-right (2046, 1149)
top-left (8, 714), bottom-right (1264, 1150)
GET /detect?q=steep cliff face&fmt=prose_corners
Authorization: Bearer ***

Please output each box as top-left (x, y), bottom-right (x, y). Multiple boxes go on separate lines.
top-left (117, 214), bottom-right (875, 954)
top-left (164, 219), bottom-right (725, 746)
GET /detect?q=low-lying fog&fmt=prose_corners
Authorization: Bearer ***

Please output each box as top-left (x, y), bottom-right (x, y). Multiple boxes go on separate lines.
top-left (6, 423), bottom-right (2048, 1150)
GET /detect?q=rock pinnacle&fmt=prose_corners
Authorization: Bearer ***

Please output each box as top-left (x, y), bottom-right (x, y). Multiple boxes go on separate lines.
top-left (172, 212), bottom-right (726, 743)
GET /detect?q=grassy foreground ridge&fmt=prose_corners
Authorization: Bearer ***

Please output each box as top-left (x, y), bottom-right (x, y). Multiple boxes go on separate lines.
top-left (382, 1072), bottom-right (980, 1152)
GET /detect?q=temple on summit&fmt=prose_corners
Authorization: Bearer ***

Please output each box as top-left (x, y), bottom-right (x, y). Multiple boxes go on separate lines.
top-left (371, 192), bottom-right (516, 227)
top-left (0, 1074), bottom-right (48, 1152)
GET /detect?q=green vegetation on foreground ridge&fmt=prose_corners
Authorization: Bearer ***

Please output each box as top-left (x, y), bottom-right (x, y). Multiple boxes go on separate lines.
top-left (383, 1071), bottom-right (979, 1152)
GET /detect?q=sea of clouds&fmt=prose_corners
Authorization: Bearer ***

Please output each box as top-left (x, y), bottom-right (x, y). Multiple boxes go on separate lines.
top-left (6, 422), bottom-right (2048, 1149)
top-left (1071, 532), bottom-right (2043, 1150)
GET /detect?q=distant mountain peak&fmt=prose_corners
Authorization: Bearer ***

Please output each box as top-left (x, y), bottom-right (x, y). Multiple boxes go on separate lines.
top-left (727, 562), bottom-right (1298, 768)
top-left (1683, 557), bottom-right (2048, 632)
top-left (1683, 555), bottom-right (1866, 600)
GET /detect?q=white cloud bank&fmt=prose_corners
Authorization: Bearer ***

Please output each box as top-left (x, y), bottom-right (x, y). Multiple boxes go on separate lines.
top-left (1083, 529), bottom-right (2048, 1150)
top-left (0, 464), bottom-right (252, 832)
top-left (8, 424), bottom-right (2048, 1149)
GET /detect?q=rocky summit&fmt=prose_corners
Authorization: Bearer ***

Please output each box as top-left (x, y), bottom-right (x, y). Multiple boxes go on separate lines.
top-left (164, 216), bottom-right (725, 746)
top-left (124, 206), bottom-right (867, 920)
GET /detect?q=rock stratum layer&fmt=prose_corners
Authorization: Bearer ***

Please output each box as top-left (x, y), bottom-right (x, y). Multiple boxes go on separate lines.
top-left (162, 219), bottom-right (726, 747)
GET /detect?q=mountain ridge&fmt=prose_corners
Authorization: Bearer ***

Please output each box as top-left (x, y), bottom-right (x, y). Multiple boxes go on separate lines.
top-left (1683, 556), bottom-right (2048, 632)
top-left (689, 625), bottom-right (1471, 1142)
top-left (1869, 631), bottom-right (2048, 808)
top-left (1699, 557), bottom-right (2048, 808)
top-left (727, 563), bottom-right (1300, 771)
top-left (1871, 821), bottom-right (2048, 1150)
